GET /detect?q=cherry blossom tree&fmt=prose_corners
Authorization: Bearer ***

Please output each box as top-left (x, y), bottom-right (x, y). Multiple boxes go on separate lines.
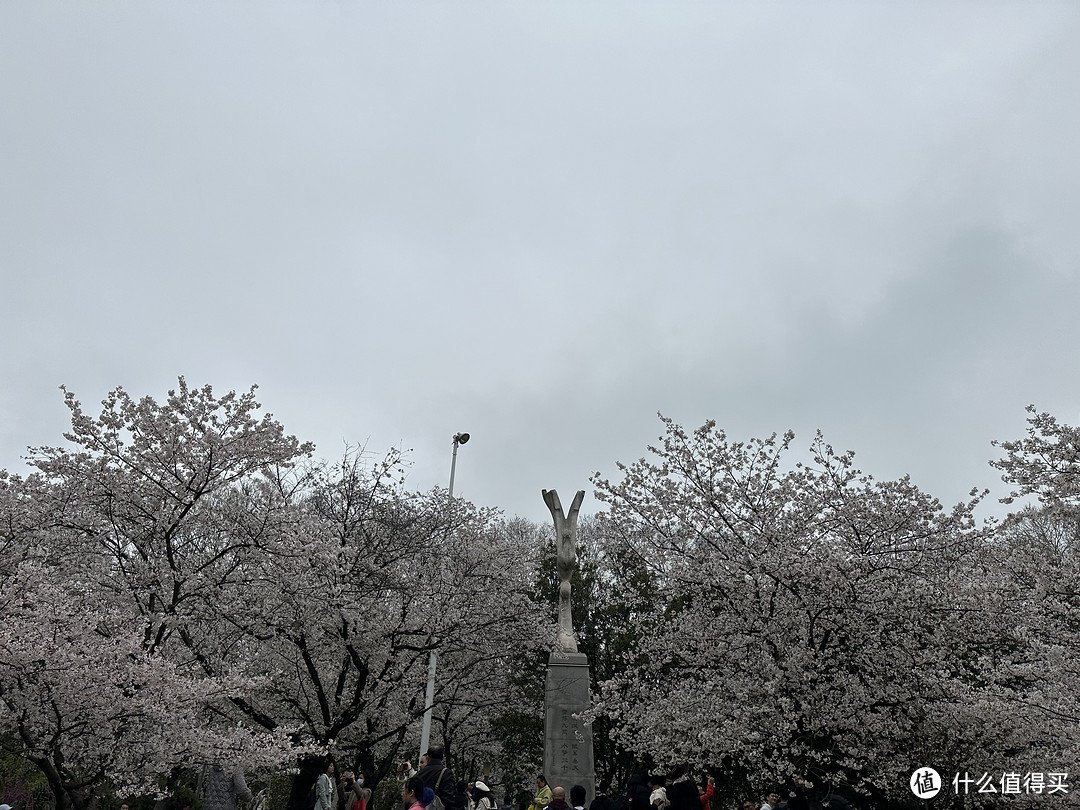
top-left (0, 497), bottom-right (292, 810)
top-left (222, 454), bottom-right (547, 795)
top-left (587, 416), bottom-right (1053, 805)
top-left (988, 407), bottom-right (1080, 776)
top-left (3, 379), bottom-right (548, 808)
top-left (0, 381), bottom-right (314, 808)
top-left (990, 509), bottom-right (1080, 731)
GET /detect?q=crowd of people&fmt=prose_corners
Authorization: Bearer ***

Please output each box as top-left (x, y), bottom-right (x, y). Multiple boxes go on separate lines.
top-left (171, 750), bottom-right (843, 810)
top-left (516, 769), bottom-right (839, 810)
top-left (553, 771), bottom-right (827, 810)
top-left (393, 752), bottom-right (836, 810)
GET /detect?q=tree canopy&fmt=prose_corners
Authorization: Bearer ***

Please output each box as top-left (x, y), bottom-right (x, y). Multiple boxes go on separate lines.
top-left (0, 381), bottom-right (544, 810)
top-left (2, 386), bottom-right (1078, 810)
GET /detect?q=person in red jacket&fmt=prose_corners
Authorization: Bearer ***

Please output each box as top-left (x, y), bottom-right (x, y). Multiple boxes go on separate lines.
top-left (698, 778), bottom-right (714, 810)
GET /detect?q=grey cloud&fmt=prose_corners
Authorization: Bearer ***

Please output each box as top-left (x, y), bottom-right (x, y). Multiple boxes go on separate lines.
top-left (2, 2), bottom-right (1079, 526)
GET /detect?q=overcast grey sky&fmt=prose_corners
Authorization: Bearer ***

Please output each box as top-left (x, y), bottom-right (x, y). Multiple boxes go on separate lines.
top-left (3, 3), bottom-right (1079, 524)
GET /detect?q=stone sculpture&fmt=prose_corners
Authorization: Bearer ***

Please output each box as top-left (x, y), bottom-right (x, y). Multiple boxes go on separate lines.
top-left (540, 488), bottom-right (594, 804)
top-left (542, 488), bottom-right (585, 653)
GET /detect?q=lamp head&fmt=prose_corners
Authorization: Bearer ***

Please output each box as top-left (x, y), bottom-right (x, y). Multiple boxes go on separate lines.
top-left (454, 432), bottom-right (470, 445)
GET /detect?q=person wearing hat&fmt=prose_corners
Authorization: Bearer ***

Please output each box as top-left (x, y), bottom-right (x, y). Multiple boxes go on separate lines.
top-left (474, 781), bottom-right (497, 810)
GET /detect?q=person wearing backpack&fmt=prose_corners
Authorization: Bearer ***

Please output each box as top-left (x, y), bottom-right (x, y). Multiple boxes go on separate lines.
top-left (417, 746), bottom-right (465, 810)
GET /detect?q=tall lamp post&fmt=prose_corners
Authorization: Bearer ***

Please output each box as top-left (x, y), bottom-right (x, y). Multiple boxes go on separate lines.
top-left (418, 431), bottom-right (470, 763)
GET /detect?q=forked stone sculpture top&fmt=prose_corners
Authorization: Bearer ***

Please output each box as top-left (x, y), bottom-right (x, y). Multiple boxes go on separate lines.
top-left (541, 488), bottom-right (586, 654)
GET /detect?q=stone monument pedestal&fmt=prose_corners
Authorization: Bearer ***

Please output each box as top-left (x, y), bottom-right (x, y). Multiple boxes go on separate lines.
top-left (544, 650), bottom-right (595, 805)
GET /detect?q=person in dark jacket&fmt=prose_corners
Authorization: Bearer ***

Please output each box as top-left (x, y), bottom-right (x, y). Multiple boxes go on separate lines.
top-left (665, 766), bottom-right (698, 810)
top-left (417, 747), bottom-right (465, 810)
top-left (589, 782), bottom-right (614, 810)
top-left (624, 775), bottom-right (650, 810)
top-left (783, 778), bottom-right (810, 810)
top-left (546, 788), bottom-right (569, 810)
